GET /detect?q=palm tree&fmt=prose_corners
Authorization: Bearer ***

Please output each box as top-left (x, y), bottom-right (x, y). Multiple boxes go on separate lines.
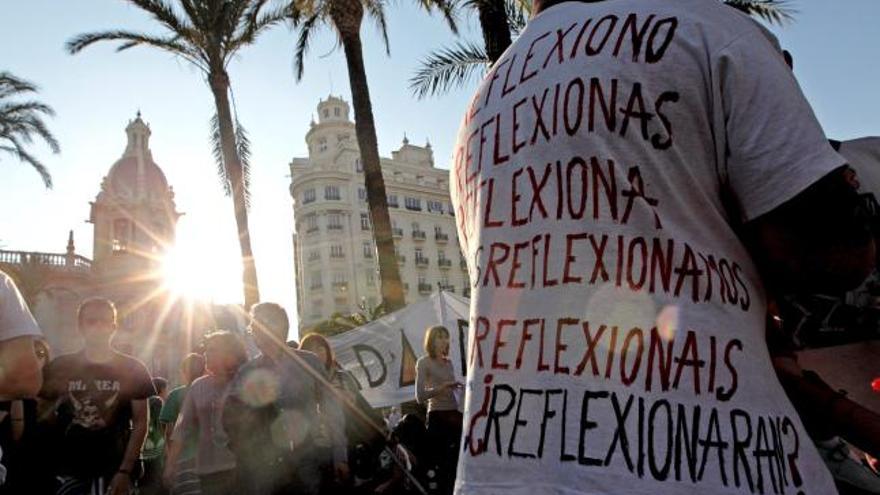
top-left (289, 0), bottom-right (457, 312)
top-left (0, 72), bottom-right (60, 188)
top-left (67, 0), bottom-right (289, 309)
top-left (411, 0), bottom-right (794, 98)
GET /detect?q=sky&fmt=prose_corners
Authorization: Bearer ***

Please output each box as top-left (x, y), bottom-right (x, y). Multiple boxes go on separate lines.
top-left (1, 0), bottom-right (879, 328)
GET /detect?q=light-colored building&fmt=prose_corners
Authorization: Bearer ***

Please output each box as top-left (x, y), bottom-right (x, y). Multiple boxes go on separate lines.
top-left (1, 114), bottom-right (243, 379)
top-left (290, 96), bottom-right (469, 329)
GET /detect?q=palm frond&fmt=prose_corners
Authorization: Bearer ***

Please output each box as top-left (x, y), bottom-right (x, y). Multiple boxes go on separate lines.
top-left (364, 0), bottom-right (392, 55)
top-left (66, 30), bottom-right (208, 72)
top-left (234, 117), bottom-right (252, 209)
top-left (209, 113), bottom-right (232, 196)
top-left (128, 0), bottom-right (197, 38)
top-left (294, 12), bottom-right (324, 81)
top-left (724, 0), bottom-right (795, 25)
top-left (410, 41), bottom-right (489, 99)
top-left (414, 0), bottom-right (459, 35)
top-left (0, 73), bottom-right (39, 99)
top-left (0, 136), bottom-right (53, 188)
top-left (504, 0), bottom-right (529, 35)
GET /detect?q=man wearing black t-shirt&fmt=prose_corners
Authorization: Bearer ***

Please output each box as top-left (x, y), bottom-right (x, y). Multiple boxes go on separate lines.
top-left (40, 298), bottom-right (155, 495)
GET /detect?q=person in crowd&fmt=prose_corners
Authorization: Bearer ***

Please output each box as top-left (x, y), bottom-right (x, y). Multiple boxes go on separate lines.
top-left (0, 338), bottom-right (52, 494)
top-left (384, 406), bottom-right (402, 431)
top-left (0, 270), bottom-right (43, 488)
top-left (223, 303), bottom-right (346, 495)
top-left (414, 326), bottom-right (461, 495)
top-left (449, 1), bottom-right (874, 494)
top-left (140, 377), bottom-right (168, 495)
top-left (159, 353), bottom-right (206, 495)
top-left (300, 333), bottom-right (387, 493)
top-left (40, 298), bottom-right (155, 495)
top-left (164, 332), bottom-right (245, 495)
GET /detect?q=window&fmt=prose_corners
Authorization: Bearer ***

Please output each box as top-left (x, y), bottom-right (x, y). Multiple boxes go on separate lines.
top-left (334, 107), bottom-right (341, 117)
top-left (330, 245), bottom-right (345, 258)
top-left (324, 185), bottom-right (340, 200)
top-left (303, 188), bottom-right (316, 204)
top-left (333, 273), bottom-right (347, 286)
top-left (327, 213), bottom-right (343, 231)
top-left (438, 250), bottom-right (447, 261)
top-left (405, 196), bottom-right (422, 211)
top-left (308, 250), bottom-right (320, 261)
top-left (365, 270), bottom-right (376, 287)
top-left (318, 137), bottom-right (327, 152)
top-left (415, 247), bottom-right (424, 259)
top-left (363, 242), bottom-right (373, 259)
top-left (310, 271), bottom-right (322, 289)
top-left (388, 195), bottom-right (399, 208)
top-left (355, 158), bottom-right (363, 173)
top-left (360, 212), bottom-right (370, 230)
top-left (427, 200), bottom-right (443, 213)
top-left (305, 214), bottom-right (318, 233)
top-left (112, 219), bottom-right (130, 252)
top-left (358, 188), bottom-right (367, 202)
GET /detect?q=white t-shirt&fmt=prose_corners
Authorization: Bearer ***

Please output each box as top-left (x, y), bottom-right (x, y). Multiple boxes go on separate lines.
top-left (449, 1), bottom-right (842, 494)
top-left (0, 270), bottom-right (40, 342)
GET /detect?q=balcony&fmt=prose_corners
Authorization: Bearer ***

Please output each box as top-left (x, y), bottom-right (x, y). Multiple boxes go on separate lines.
top-left (435, 232), bottom-right (449, 243)
top-left (439, 284), bottom-right (455, 292)
top-left (412, 230), bottom-right (426, 241)
top-left (392, 228), bottom-right (403, 238)
top-left (332, 281), bottom-right (349, 292)
top-left (438, 259), bottom-right (452, 270)
top-left (306, 226), bottom-right (319, 234)
top-left (309, 284), bottom-right (323, 292)
top-left (329, 253), bottom-right (345, 260)
top-left (418, 283), bottom-right (432, 294)
top-left (415, 257), bottom-right (429, 268)
top-left (396, 254), bottom-right (406, 264)
top-left (327, 224), bottom-right (344, 232)
top-left (0, 250), bottom-right (92, 273)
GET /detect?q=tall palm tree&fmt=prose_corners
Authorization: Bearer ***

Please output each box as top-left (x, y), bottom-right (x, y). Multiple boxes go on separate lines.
top-left (411, 0), bottom-right (794, 98)
top-left (67, 0), bottom-right (289, 309)
top-left (289, 0), bottom-right (457, 312)
top-left (0, 72), bottom-right (60, 188)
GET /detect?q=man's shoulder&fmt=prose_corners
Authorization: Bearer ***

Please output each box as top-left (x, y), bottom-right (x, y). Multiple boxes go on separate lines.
top-left (112, 351), bottom-right (151, 374)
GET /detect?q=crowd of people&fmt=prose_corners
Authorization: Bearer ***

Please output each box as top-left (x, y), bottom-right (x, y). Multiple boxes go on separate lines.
top-left (0, 278), bottom-right (466, 495)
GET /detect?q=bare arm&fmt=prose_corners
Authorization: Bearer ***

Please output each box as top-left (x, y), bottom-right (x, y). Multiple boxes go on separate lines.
top-left (108, 398), bottom-right (148, 495)
top-left (744, 166), bottom-right (875, 294)
top-left (0, 336), bottom-right (41, 399)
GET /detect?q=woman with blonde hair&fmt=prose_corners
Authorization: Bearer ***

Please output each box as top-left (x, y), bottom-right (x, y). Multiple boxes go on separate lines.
top-left (415, 325), bottom-right (462, 494)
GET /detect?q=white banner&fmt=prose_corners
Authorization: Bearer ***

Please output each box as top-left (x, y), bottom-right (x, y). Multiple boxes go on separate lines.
top-left (327, 292), bottom-right (471, 408)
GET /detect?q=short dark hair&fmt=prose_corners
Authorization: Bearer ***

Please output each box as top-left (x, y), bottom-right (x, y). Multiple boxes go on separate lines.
top-left (180, 352), bottom-right (206, 384)
top-left (152, 377), bottom-right (168, 395)
top-left (77, 298), bottom-right (117, 327)
top-left (423, 325), bottom-right (449, 358)
top-left (250, 302), bottom-right (289, 340)
top-left (203, 331), bottom-right (248, 371)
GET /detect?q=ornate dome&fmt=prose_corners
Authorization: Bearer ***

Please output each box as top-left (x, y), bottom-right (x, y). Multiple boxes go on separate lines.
top-left (103, 112), bottom-right (170, 199)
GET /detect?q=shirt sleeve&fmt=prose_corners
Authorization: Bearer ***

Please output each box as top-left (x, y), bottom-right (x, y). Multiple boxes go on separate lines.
top-left (716, 33), bottom-right (846, 222)
top-left (0, 272), bottom-right (41, 342)
top-left (158, 387), bottom-right (183, 424)
top-left (414, 358), bottom-right (430, 405)
top-left (128, 358), bottom-right (156, 400)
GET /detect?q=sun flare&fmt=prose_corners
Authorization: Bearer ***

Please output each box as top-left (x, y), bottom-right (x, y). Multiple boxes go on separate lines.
top-left (160, 238), bottom-right (240, 303)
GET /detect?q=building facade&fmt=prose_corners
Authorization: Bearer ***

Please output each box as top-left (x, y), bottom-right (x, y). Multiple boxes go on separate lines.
top-left (0, 114), bottom-right (240, 379)
top-left (290, 96), bottom-right (469, 329)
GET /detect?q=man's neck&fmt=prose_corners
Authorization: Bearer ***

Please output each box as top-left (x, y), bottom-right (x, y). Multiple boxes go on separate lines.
top-left (83, 342), bottom-right (114, 363)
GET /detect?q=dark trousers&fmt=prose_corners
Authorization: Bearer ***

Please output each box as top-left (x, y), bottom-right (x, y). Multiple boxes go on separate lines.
top-left (198, 470), bottom-right (237, 495)
top-left (427, 410), bottom-right (463, 495)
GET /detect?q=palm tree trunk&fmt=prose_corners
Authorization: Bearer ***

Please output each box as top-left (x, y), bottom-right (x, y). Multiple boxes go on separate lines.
top-left (209, 70), bottom-right (260, 309)
top-left (478, 0), bottom-right (513, 63)
top-left (338, 27), bottom-right (406, 312)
